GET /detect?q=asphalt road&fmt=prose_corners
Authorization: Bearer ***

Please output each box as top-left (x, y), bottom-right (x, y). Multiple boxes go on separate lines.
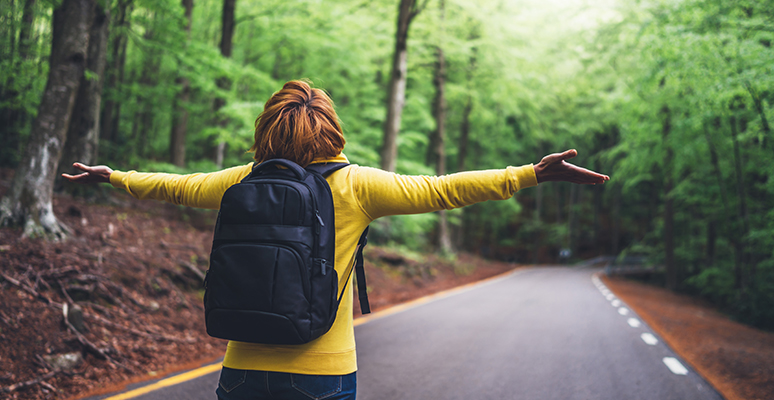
top-left (89, 267), bottom-right (723, 400)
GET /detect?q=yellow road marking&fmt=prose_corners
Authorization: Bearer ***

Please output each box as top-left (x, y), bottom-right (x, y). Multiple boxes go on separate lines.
top-left (103, 267), bottom-right (525, 399)
top-left (102, 362), bottom-right (222, 400)
top-left (354, 267), bottom-right (524, 326)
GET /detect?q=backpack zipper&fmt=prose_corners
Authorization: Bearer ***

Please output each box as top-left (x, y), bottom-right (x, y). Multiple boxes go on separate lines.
top-left (245, 175), bottom-right (327, 276)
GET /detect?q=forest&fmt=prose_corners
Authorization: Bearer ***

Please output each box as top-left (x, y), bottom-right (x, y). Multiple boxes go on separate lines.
top-left (0, 0), bottom-right (772, 330)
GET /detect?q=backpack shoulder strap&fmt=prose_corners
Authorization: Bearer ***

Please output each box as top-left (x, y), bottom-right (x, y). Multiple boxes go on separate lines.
top-left (307, 162), bottom-right (370, 314)
top-left (354, 227), bottom-right (370, 314)
top-left (337, 226), bottom-right (371, 314)
top-left (305, 162), bottom-right (349, 177)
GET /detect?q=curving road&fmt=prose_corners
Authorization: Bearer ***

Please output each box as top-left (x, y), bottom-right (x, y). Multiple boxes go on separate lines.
top-left (88, 267), bottom-right (723, 400)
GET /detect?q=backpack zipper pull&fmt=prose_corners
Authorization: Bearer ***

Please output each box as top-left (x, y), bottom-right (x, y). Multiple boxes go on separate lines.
top-left (319, 258), bottom-right (327, 275)
top-left (315, 211), bottom-right (324, 234)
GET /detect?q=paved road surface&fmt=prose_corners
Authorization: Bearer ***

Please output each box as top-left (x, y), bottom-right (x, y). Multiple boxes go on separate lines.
top-left (88, 267), bottom-right (722, 400)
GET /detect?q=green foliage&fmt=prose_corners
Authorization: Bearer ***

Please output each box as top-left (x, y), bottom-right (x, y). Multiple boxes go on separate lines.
top-left (1, 0), bottom-right (772, 328)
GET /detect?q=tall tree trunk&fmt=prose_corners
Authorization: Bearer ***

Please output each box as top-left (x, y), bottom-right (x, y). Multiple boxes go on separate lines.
top-left (706, 220), bottom-right (716, 267)
top-left (6, 0), bottom-right (16, 59)
top-left (0, 0), bottom-right (37, 167)
top-left (425, 45), bottom-right (445, 169)
top-left (611, 183), bottom-right (621, 255)
top-left (532, 142), bottom-right (545, 264)
top-left (457, 95), bottom-right (472, 172)
top-left (169, 0), bottom-right (193, 167)
top-left (704, 119), bottom-right (729, 268)
top-left (380, 0), bottom-right (426, 172)
top-left (662, 105), bottom-right (677, 290)
top-left (213, 0), bottom-right (236, 169)
top-left (134, 28), bottom-right (159, 159)
top-left (568, 183), bottom-right (579, 255)
top-left (730, 114), bottom-right (751, 292)
top-left (744, 82), bottom-right (770, 138)
top-left (453, 29), bottom-right (478, 249)
top-left (58, 2), bottom-right (109, 181)
top-left (426, 0), bottom-right (451, 254)
top-left (0, 0), bottom-right (94, 240)
top-left (100, 0), bottom-right (132, 146)
top-left (17, 0), bottom-right (36, 58)
top-left (532, 183), bottom-right (543, 264)
top-left (592, 157), bottom-right (603, 253)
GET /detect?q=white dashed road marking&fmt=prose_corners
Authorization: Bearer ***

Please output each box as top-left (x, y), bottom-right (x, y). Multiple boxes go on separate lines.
top-left (663, 357), bottom-right (689, 375)
top-left (641, 333), bottom-right (658, 345)
top-left (593, 274), bottom-right (692, 378)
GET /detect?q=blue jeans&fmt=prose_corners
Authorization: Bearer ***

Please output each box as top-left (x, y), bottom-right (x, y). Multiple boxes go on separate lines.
top-left (216, 367), bottom-right (357, 400)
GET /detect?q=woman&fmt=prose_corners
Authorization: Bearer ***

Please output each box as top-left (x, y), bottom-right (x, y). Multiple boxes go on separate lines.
top-left (64, 80), bottom-right (608, 399)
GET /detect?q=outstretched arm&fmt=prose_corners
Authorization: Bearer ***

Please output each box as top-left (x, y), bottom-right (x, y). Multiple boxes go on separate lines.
top-left (62, 162), bottom-right (254, 210)
top-left (533, 149), bottom-right (609, 184)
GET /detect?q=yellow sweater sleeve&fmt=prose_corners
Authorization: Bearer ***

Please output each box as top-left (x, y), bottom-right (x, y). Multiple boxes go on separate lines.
top-left (354, 164), bottom-right (538, 220)
top-left (109, 163), bottom-right (254, 210)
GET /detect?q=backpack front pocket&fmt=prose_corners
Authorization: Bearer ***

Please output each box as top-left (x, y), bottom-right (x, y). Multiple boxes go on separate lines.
top-left (205, 243), bottom-right (313, 343)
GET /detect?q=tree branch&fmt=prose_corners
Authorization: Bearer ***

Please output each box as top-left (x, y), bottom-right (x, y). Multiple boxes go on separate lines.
top-left (0, 370), bottom-right (60, 394)
top-left (410, 0), bottom-right (430, 22)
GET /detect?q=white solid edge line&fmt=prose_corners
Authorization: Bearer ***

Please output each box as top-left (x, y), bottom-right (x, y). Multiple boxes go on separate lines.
top-left (663, 357), bottom-right (689, 375)
top-left (641, 333), bottom-right (658, 345)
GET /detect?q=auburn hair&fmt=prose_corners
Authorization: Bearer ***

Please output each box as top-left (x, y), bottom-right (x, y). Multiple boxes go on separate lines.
top-left (250, 80), bottom-right (346, 167)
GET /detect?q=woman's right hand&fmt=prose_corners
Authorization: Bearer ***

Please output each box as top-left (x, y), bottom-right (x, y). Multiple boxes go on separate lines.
top-left (61, 163), bottom-right (114, 184)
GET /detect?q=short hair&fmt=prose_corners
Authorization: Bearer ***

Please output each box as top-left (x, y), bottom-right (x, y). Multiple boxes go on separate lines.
top-left (250, 80), bottom-right (346, 167)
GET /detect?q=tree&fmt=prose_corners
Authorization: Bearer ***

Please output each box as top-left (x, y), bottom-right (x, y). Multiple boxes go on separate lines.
top-left (0, 0), bottom-right (94, 240)
top-left (0, 0), bottom-right (37, 167)
top-left (661, 104), bottom-right (676, 290)
top-left (380, 0), bottom-right (428, 172)
top-left (100, 0), bottom-right (133, 147)
top-left (58, 1), bottom-right (109, 178)
top-left (426, 0), bottom-right (452, 253)
top-left (212, 0), bottom-right (236, 169)
top-left (169, 0), bottom-right (194, 167)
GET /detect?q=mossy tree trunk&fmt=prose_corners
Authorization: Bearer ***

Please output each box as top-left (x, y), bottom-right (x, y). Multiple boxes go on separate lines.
top-left (0, 0), bottom-right (94, 240)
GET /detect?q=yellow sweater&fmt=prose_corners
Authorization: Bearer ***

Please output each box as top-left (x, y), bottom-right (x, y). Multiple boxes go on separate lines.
top-left (110, 153), bottom-right (538, 375)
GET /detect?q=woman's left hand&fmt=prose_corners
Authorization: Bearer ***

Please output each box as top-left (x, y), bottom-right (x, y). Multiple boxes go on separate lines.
top-left (533, 149), bottom-right (609, 185)
top-left (61, 163), bottom-right (113, 184)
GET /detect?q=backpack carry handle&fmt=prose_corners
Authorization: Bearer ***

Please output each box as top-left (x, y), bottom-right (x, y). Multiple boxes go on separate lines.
top-left (252, 159), bottom-right (307, 180)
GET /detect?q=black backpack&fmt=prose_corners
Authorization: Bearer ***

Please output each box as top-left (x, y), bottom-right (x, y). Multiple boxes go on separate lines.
top-left (203, 159), bottom-right (370, 345)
